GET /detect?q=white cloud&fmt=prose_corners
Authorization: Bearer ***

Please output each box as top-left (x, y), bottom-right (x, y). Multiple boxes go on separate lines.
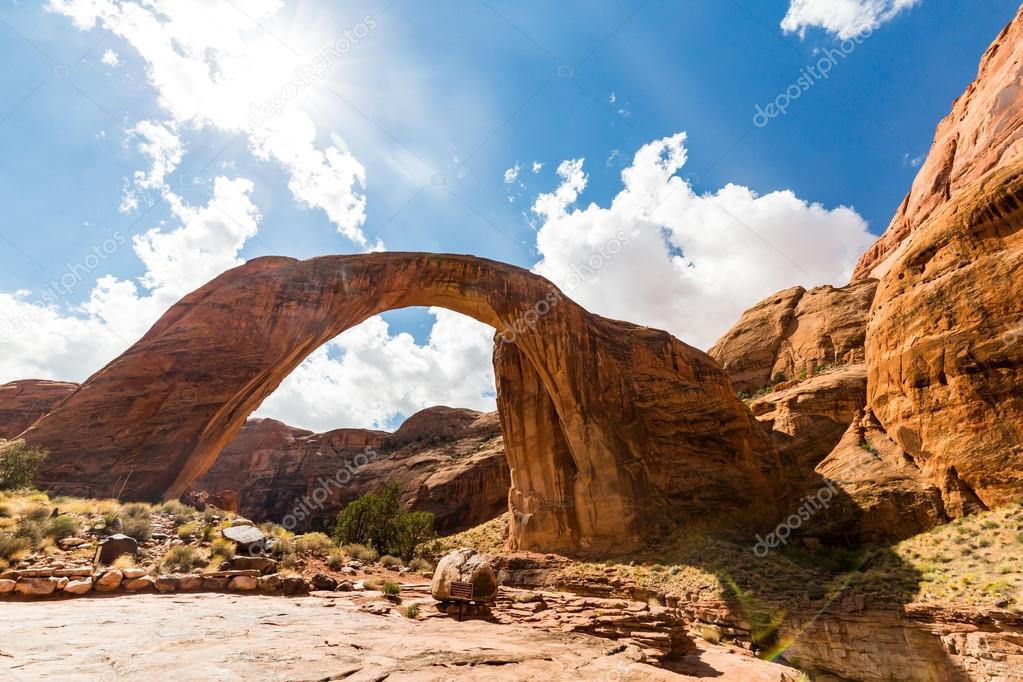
top-left (531, 158), bottom-right (586, 221)
top-left (255, 309), bottom-right (495, 431)
top-left (129, 120), bottom-right (182, 191)
top-left (49, 0), bottom-right (371, 245)
top-left (503, 163), bottom-right (521, 184)
top-left (781, 0), bottom-right (921, 39)
top-left (100, 48), bottom-right (120, 67)
top-left (531, 132), bottom-right (874, 350)
top-left (531, 161), bottom-right (543, 173)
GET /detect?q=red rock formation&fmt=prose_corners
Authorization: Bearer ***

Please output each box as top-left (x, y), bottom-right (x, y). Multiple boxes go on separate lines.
top-left (195, 408), bottom-right (509, 535)
top-left (866, 161), bottom-right (1023, 516)
top-left (710, 280), bottom-right (877, 394)
top-left (14, 253), bottom-right (781, 554)
top-left (0, 380), bottom-right (78, 439)
top-left (852, 5), bottom-right (1023, 280)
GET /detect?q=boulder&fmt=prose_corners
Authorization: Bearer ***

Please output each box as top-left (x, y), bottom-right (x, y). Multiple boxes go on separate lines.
top-left (202, 576), bottom-right (229, 590)
top-left (154, 575), bottom-right (179, 593)
top-left (94, 534), bottom-right (138, 565)
top-left (257, 574), bottom-right (283, 592)
top-left (123, 576), bottom-right (154, 591)
top-left (310, 573), bottom-right (338, 591)
top-left (62, 578), bottom-right (92, 595)
top-left (228, 575), bottom-right (258, 591)
top-left (94, 570), bottom-right (123, 592)
top-left (207, 490), bottom-right (239, 513)
top-left (431, 548), bottom-right (498, 604)
top-left (221, 525), bottom-right (266, 554)
top-left (121, 568), bottom-right (148, 580)
top-left (15, 577), bottom-right (59, 596)
top-left (57, 537), bottom-right (88, 550)
top-left (225, 555), bottom-right (277, 574)
top-left (281, 577), bottom-right (309, 595)
top-left (0, 579), bottom-right (15, 593)
top-left (178, 575), bottom-right (203, 591)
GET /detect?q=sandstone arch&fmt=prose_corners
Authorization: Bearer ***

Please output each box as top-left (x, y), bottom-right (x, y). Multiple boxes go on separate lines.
top-left (18, 253), bottom-right (780, 554)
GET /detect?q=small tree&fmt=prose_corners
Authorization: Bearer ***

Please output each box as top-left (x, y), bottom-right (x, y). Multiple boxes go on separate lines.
top-left (393, 510), bottom-right (435, 563)
top-left (334, 483), bottom-right (435, 560)
top-left (0, 444), bottom-right (47, 490)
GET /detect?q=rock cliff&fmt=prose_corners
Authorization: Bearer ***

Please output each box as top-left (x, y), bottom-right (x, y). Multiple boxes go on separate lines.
top-left (194, 407), bottom-right (510, 535)
top-left (0, 380), bottom-right (78, 439)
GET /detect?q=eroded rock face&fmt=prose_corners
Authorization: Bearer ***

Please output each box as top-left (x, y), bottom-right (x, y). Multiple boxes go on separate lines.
top-left (195, 408), bottom-right (510, 535)
top-left (16, 253), bottom-right (780, 554)
top-left (0, 380), bottom-right (78, 439)
top-left (852, 5), bottom-right (1023, 280)
top-left (866, 161), bottom-right (1023, 517)
top-left (709, 280), bottom-right (877, 394)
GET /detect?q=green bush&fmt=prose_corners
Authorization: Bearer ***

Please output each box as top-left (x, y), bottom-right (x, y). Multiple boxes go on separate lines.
top-left (408, 557), bottom-right (432, 573)
top-left (46, 514), bottom-right (81, 540)
top-left (120, 515), bottom-right (153, 543)
top-left (0, 444), bottom-right (47, 490)
top-left (403, 603), bottom-right (420, 619)
top-left (293, 532), bottom-right (333, 557)
top-left (380, 580), bottom-right (401, 597)
top-left (340, 543), bottom-right (378, 562)
top-left (0, 533), bottom-right (31, 561)
top-left (161, 545), bottom-right (206, 572)
top-left (326, 549), bottom-right (348, 570)
top-left (333, 484), bottom-right (435, 562)
top-left (380, 554), bottom-right (402, 568)
top-left (210, 538), bottom-right (235, 564)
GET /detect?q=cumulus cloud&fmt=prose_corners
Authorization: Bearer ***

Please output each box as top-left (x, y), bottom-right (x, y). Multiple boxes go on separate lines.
top-left (531, 132), bottom-right (875, 350)
top-left (48, 0), bottom-right (370, 245)
top-left (503, 163), bottom-right (521, 183)
top-left (256, 309), bottom-right (495, 431)
top-left (781, 0), bottom-right (921, 39)
top-left (100, 48), bottom-right (120, 67)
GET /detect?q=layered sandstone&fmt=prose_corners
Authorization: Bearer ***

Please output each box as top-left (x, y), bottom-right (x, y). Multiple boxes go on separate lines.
top-left (852, 5), bottom-right (1023, 280)
top-left (195, 408), bottom-right (510, 534)
top-left (709, 280), bottom-right (877, 394)
top-left (15, 253), bottom-right (781, 554)
top-left (866, 161), bottom-right (1023, 517)
top-left (0, 380), bottom-right (78, 439)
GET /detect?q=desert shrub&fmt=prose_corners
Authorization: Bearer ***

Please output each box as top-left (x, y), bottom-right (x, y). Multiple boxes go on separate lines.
top-left (46, 515), bottom-right (80, 540)
top-left (120, 515), bottom-right (152, 543)
top-left (293, 532), bottom-right (333, 557)
top-left (380, 554), bottom-right (402, 568)
top-left (326, 549), bottom-right (348, 570)
top-left (210, 538), bottom-right (235, 564)
top-left (407, 557), bottom-right (432, 573)
top-left (0, 533), bottom-right (30, 561)
top-left (700, 625), bottom-right (722, 644)
top-left (158, 500), bottom-right (197, 526)
top-left (269, 536), bottom-right (295, 558)
top-left (111, 555), bottom-right (136, 569)
top-left (340, 543), bottom-right (378, 562)
top-left (380, 580), bottom-right (401, 597)
top-left (403, 603), bottom-right (420, 619)
top-left (334, 484), bottom-right (435, 561)
top-left (161, 545), bottom-right (206, 572)
top-left (362, 576), bottom-right (383, 590)
top-left (177, 522), bottom-right (199, 539)
top-left (24, 504), bottom-right (50, 522)
top-left (280, 552), bottom-right (298, 569)
top-left (0, 444), bottom-right (47, 490)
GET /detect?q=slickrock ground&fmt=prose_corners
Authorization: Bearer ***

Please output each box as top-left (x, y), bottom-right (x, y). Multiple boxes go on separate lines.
top-left (0, 380), bottom-right (77, 439)
top-left (0, 591), bottom-right (796, 681)
top-left (195, 407), bottom-right (509, 534)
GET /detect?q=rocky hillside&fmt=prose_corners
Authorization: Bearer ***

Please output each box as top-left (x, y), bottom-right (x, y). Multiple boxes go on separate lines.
top-left (0, 380), bottom-right (77, 439)
top-left (194, 406), bottom-right (510, 535)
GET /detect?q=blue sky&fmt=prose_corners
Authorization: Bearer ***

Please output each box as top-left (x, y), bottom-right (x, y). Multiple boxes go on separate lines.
top-left (0, 0), bottom-right (1019, 430)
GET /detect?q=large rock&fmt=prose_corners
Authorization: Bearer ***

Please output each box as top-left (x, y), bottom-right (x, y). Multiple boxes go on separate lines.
top-left (14, 577), bottom-right (59, 596)
top-left (94, 534), bottom-right (138, 565)
top-left (0, 380), bottom-right (78, 439)
top-left (194, 408), bottom-right (509, 535)
top-left (16, 253), bottom-right (781, 554)
top-left (431, 549), bottom-right (498, 604)
top-left (866, 161), bottom-right (1023, 516)
top-left (853, 5), bottom-right (1023, 280)
top-left (749, 365), bottom-right (867, 484)
top-left (710, 280), bottom-right (877, 394)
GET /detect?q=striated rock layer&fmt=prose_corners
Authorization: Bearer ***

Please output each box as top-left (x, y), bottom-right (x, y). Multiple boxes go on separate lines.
top-left (853, 4), bottom-right (1023, 280)
top-left (14, 253), bottom-right (781, 554)
top-left (709, 280), bottom-right (877, 394)
top-left (0, 380), bottom-right (78, 439)
top-left (194, 407), bottom-right (510, 535)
